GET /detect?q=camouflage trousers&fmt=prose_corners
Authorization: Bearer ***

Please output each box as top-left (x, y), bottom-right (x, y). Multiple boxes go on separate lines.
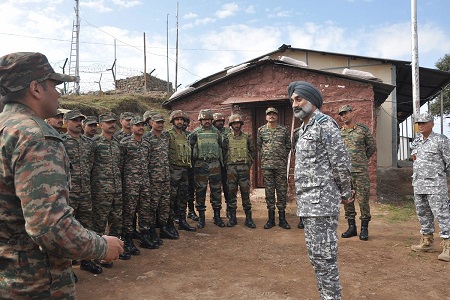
top-left (187, 167), bottom-right (196, 209)
top-left (194, 159), bottom-right (222, 211)
top-left (150, 180), bottom-right (170, 225)
top-left (343, 172), bottom-right (371, 221)
top-left (414, 193), bottom-right (450, 239)
top-left (220, 164), bottom-right (230, 205)
top-left (91, 192), bottom-right (123, 236)
top-left (227, 164), bottom-right (252, 210)
top-left (170, 165), bottom-right (189, 216)
top-left (122, 185), bottom-right (151, 234)
top-left (68, 191), bottom-right (93, 229)
top-left (262, 168), bottom-right (287, 211)
top-left (303, 216), bottom-right (341, 300)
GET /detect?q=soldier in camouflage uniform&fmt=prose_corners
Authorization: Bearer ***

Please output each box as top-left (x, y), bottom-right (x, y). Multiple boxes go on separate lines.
top-left (189, 109), bottom-right (225, 228)
top-left (168, 110), bottom-right (196, 232)
top-left (410, 113), bottom-right (450, 262)
top-left (292, 125), bottom-right (305, 230)
top-left (45, 109), bottom-right (65, 133)
top-left (92, 112), bottom-right (131, 264)
top-left (257, 107), bottom-right (292, 230)
top-left (183, 112), bottom-right (199, 221)
top-left (0, 52), bottom-right (123, 299)
top-left (223, 114), bottom-right (256, 228)
top-left (63, 110), bottom-right (103, 275)
top-left (213, 112), bottom-right (232, 218)
top-left (114, 111), bottom-right (134, 141)
top-left (338, 104), bottom-right (376, 241)
top-left (82, 115), bottom-right (99, 139)
top-left (289, 81), bottom-right (353, 300)
top-left (121, 116), bottom-right (159, 251)
top-left (145, 113), bottom-right (178, 240)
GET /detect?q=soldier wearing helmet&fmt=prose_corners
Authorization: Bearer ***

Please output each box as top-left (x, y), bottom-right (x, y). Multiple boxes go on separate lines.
top-left (168, 110), bottom-right (196, 232)
top-left (223, 114), bottom-right (256, 228)
top-left (188, 109), bottom-right (225, 228)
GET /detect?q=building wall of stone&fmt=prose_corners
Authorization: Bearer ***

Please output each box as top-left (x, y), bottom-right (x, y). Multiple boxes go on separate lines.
top-left (115, 74), bottom-right (173, 94)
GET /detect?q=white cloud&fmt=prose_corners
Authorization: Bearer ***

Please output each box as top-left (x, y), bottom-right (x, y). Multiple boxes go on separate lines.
top-left (245, 5), bottom-right (255, 14)
top-left (267, 7), bottom-right (291, 18)
top-left (215, 2), bottom-right (239, 19)
top-left (81, 1), bottom-right (113, 13)
top-left (183, 12), bottom-right (198, 19)
top-left (110, 0), bottom-right (142, 8)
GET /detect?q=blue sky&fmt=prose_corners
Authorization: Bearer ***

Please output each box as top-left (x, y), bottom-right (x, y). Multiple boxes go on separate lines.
top-left (1, 0), bottom-right (450, 95)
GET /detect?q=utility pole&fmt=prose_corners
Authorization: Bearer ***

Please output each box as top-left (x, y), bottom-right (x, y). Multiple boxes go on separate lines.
top-left (144, 32), bottom-right (147, 93)
top-left (166, 14), bottom-right (170, 94)
top-left (69, 0), bottom-right (80, 94)
top-left (411, 0), bottom-right (420, 133)
top-left (175, 2), bottom-right (179, 92)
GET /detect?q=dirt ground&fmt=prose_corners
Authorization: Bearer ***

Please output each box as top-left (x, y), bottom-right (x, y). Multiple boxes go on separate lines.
top-left (75, 167), bottom-right (450, 300)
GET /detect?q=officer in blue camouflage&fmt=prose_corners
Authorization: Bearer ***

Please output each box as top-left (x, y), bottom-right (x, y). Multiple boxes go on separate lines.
top-left (257, 107), bottom-right (292, 230)
top-left (289, 81), bottom-right (353, 300)
top-left (223, 114), bottom-right (256, 228)
top-left (114, 111), bottom-right (134, 141)
top-left (292, 126), bottom-right (305, 230)
top-left (82, 115), bottom-right (99, 139)
top-left (338, 104), bottom-right (376, 241)
top-left (410, 113), bottom-right (450, 262)
top-left (0, 52), bottom-right (123, 299)
top-left (189, 109), bottom-right (225, 228)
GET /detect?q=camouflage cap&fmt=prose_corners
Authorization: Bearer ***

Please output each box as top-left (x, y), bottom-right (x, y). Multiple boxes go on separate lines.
top-left (130, 116), bottom-right (146, 126)
top-left (415, 113), bottom-right (433, 123)
top-left (54, 109), bottom-right (65, 117)
top-left (152, 113), bottom-right (165, 122)
top-left (98, 112), bottom-right (118, 123)
top-left (143, 110), bottom-right (158, 122)
top-left (265, 107), bottom-right (278, 115)
top-left (120, 111), bottom-right (134, 120)
top-left (338, 104), bottom-right (353, 114)
top-left (64, 110), bottom-right (85, 121)
top-left (0, 52), bottom-right (79, 96)
top-left (82, 116), bottom-right (98, 125)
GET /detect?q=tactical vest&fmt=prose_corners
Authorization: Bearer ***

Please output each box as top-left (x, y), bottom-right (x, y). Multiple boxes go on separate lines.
top-left (227, 133), bottom-right (248, 164)
top-left (169, 130), bottom-right (191, 167)
top-left (197, 130), bottom-right (220, 160)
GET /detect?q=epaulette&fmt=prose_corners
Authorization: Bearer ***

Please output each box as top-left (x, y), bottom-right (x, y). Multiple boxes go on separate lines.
top-left (120, 135), bottom-right (133, 143)
top-left (356, 123), bottom-right (369, 131)
top-left (315, 114), bottom-right (328, 124)
top-left (31, 116), bottom-right (64, 142)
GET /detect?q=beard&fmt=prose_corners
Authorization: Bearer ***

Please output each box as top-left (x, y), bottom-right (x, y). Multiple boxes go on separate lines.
top-left (293, 101), bottom-right (313, 120)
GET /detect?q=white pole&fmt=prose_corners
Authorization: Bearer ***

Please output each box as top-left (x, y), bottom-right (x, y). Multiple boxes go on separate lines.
top-left (411, 0), bottom-right (420, 131)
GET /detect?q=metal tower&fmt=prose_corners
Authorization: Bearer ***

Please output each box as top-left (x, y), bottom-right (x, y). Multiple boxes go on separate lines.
top-left (69, 0), bottom-right (80, 94)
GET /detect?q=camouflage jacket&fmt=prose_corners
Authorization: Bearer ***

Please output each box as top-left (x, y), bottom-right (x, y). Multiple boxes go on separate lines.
top-left (91, 134), bottom-right (123, 193)
top-left (257, 123), bottom-right (291, 169)
top-left (121, 135), bottom-right (151, 193)
top-left (223, 131), bottom-right (255, 166)
top-left (411, 131), bottom-right (450, 194)
top-left (63, 133), bottom-right (95, 193)
top-left (145, 131), bottom-right (170, 183)
top-left (114, 130), bottom-right (131, 142)
top-left (340, 123), bottom-right (376, 173)
top-left (0, 103), bottom-right (108, 298)
top-left (294, 110), bottom-right (352, 217)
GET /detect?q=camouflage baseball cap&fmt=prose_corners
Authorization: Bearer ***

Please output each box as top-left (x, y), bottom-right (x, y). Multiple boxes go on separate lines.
top-left (338, 104), bottom-right (353, 114)
top-left (265, 107), bottom-right (278, 115)
top-left (54, 109), bottom-right (65, 117)
top-left (143, 110), bottom-right (158, 122)
top-left (0, 52), bottom-right (79, 96)
top-left (98, 112), bottom-right (117, 123)
top-left (64, 110), bottom-right (85, 121)
top-left (415, 113), bottom-right (433, 123)
top-left (82, 116), bottom-right (98, 125)
top-left (130, 116), bottom-right (146, 126)
top-left (152, 113), bottom-right (165, 122)
top-left (120, 111), bottom-right (134, 120)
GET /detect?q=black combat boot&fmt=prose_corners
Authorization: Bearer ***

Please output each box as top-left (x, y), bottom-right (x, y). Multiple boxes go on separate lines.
top-left (150, 226), bottom-right (163, 246)
top-left (118, 236), bottom-right (131, 260)
top-left (197, 211), bottom-right (206, 229)
top-left (187, 200), bottom-right (199, 221)
top-left (167, 216), bottom-right (179, 239)
top-left (123, 233), bottom-right (140, 255)
top-left (160, 222), bottom-right (179, 239)
top-left (80, 259), bottom-right (103, 274)
top-left (297, 217), bottom-right (304, 229)
top-left (178, 213), bottom-right (197, 232)
top-left (278, 211), bottom-right (291, 229)
top-left (227, 208), bottom-right (237, 227)
top-left (341, 219), bottom-right (357, 238)
top-left (264, 210), bottom-right (276, 229)
top-left (213, 208), bottom-right (226, 227)
top-left (244, 209), bottom-right (256, 228)
top-left (140, 229), bottom-right (159, 249)
top-left (359, 220), bottom-right (369, 241)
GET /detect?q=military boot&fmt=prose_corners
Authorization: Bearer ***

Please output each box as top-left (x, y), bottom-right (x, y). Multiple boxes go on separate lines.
top-left (140, 229), bottom-right (159, 249)
top-left (411, 234), bottom-right (434, 252)
top-left (278, 211), bottom-right (291, 229)
top-left (227, 208), bottom-right (237, 227)
top-left (123, 233), bottom-right (140, 255)
top-left (187, 200), bottom-right (199, 221)
top-left (178, 213), bottom-right (197, 232)
top-left (150, 226), bottom-right (163, 246)
top-left (438, 239), bottom-right (450, 261)
top-left (118, 236), bottom-right (131, 260)
top-left (297, 217), bottom-right (304, 229)
top-left (264, 210), bottom-right (276, 229)
top-left (197, 211), bottom-right (206, 229)
top-left (167, 216), bottom-right (179, 239)
top-left (341, 219), bottom-right (357, 238)
top-left (359, 220), bottom-right (369, 241)
top-left (244, 209), bottom-right (256, 228)
top-left (80, 259), bottom-right (103, 274)
top-left (213, 208), bottom-right (226, 227)
top-left (160, 222), bottom-right (179, 240)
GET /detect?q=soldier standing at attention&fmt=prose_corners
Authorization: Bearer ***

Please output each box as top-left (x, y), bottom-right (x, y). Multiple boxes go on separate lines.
top-left (63, 110), bottom-right (103, 275)
top-left (410, 113), bottom-right (450, 261)
top-left (212, 112), bottom-right (232, 218)
top-left (0, 52), bottom-right (123, 298)
top-left (257, 107), bottom-right (292, 230)
top-left (338, 104), bottom-right (376, 241)
top-left (114, 111), bottom-right (134, 141)
top-left (46, 109), bottom-right (65, 133)
top-left (91, 112), bottom-right (131, 265)
top-left (289, 81), bottom-right (353, 300)
top-left (189, 109), bottom-right (225, 228)
top-left (82, 115), bottom-right (99, 139)
top-left (168, 110), bottom-right (197, 232)
top-left (223, 114), bottom-right (256, 228)
top-left (121, 116), bottom-right (159, 251)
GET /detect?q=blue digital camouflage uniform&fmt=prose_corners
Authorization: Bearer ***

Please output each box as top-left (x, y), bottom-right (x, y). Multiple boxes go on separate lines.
top-left (295, 110), bottom-right (352, 300)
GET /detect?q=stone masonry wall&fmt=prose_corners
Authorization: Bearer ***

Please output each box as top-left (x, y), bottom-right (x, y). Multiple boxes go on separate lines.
top-left (115, 74), bottom-right (173, 94)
